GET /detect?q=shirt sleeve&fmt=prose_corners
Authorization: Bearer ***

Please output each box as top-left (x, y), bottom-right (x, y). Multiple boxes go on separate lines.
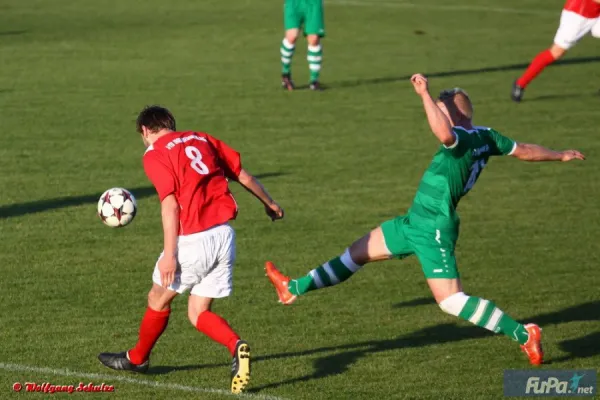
top-left (143, 151), bottom-right (177, 201)
top-left (488, 128), bottom-right (517, 156)
top-left (205, 134), bottom-right (242, 179)
top-left (442, 128), bottom-right (468, 158)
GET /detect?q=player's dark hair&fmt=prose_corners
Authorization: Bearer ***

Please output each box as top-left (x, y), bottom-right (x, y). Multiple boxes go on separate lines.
top-left (136, 105), bottom-right (176, 133)
top-left (437, 87), bottom-right (470, 102)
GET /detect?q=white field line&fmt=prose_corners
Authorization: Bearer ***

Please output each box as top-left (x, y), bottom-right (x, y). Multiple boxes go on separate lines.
top-left (329, 0), bottom-right (558, 16)
top-left (0, 362), bottom-right (287, 400)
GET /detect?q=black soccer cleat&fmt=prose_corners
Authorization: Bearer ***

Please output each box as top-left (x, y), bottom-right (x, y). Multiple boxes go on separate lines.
top-left (98, 352), bottom-right (149, 373)
top-left (231, 340), bottom-right (251, 394)
top-left (281, 74), bottom-right (295, 91)
top-left (511, 80), bottom-right (525, 102)
top-left (309, 81), bottom-right (323, 91)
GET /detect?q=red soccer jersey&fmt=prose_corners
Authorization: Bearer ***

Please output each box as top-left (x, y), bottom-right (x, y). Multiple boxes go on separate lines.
top-left (564, 0), bottom-right (600, 18)
top-left (143, 131), bottom-right (242, 236)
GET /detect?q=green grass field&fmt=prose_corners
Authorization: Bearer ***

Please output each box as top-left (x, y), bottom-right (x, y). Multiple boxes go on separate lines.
top-left (1, 0), bottom-right (599, 398)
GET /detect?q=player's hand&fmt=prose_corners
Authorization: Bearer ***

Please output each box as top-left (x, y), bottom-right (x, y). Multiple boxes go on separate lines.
top-left (560, 150), bottom-right (585, 162)
top-left (410, 74), bottom-right (429, 96)
top-left (158, 253), bottom-right (177, 288)
top-left (265, 202), bottom-right (284, 221)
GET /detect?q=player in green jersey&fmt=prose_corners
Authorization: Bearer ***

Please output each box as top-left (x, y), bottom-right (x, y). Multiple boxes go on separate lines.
top-left (266, 73), bottom-right (585, 365)
top-left (280, 0), bottom-right (325, 91)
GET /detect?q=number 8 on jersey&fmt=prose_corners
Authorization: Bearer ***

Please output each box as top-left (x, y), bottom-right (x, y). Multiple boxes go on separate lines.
top-left (185, 146), bottom-right (210, 175)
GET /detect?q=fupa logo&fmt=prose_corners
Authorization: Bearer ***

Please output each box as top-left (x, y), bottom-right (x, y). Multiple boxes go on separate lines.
top-left (526, 373), bottom-right (594, 395)
top-left (505, 369), bottom-right (597, 397)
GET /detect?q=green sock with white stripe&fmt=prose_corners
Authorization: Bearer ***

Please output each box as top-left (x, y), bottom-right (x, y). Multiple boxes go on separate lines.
top-left (288, 249), bottom-right (362, 295)
top-left (458, 296), bottom-right (529, 344)
top-left (307, 44), bottom-right (322, 82)
top-left (280, 39), bottom-right (295, 75)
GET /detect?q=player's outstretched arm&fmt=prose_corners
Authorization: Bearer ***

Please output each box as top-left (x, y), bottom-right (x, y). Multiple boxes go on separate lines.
top-left (410, 74), bottom-right (456, 147)
top-left (237, 169), bottom-right (284, 221)
top-left (511, 143), bottom-right (586, 162)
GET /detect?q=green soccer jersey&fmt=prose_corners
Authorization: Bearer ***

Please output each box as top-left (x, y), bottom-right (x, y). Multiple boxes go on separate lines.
top-left (407, 126), bottom-right (516, 233)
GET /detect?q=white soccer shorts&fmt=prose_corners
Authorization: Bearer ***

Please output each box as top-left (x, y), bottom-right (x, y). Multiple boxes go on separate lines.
top-left (152, 224), bottom-right (236, 298)
top-left (554, 10), bottom-right (600, 50)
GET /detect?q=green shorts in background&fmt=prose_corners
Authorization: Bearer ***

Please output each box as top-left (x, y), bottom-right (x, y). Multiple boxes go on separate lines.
top-left (381, 215), bottom-right (459, 279)
top-left (284, 0), bottom-right (325, 37)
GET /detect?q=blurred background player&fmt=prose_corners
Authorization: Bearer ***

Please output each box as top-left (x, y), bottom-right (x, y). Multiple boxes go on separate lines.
top-left (512, 0), bottom-right (600, 102)
top-left (280, 0), bottom-right (325, 91)
top-left (267, 75), bottom-right (585, 366)
top-left (98, 106), bottom-right (284, 394)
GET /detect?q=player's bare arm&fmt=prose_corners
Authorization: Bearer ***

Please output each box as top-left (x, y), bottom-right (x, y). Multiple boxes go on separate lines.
top-left (411, 74), bottom-right (456, 147)
top-left (237, 169), bottom-right (284, 221)
top-left (158, 194), bottom-right (179, 288)
top-left (511, 143), bottom-right (585, 162)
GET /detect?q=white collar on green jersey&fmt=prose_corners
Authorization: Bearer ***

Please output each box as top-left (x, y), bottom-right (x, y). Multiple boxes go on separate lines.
top-left (453, 126), bottom-right (491, 133)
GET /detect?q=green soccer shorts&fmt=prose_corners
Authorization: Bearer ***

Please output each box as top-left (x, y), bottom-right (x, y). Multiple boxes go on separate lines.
top-left (381, 215), bottom-right (459, 279)
top-left (284, 0), bottom-right (325, 37)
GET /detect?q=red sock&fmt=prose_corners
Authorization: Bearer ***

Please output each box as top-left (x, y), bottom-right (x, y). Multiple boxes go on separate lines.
top-left (516, 49), bottom-right (556, 88)
top-left (195, 311), bottom-right (240, 355)
top-left (128, 307), bottom-right (171, 365)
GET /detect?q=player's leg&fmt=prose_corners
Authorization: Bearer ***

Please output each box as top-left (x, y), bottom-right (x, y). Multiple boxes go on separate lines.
top-left (513, 10), bottom-right (593, 102)
top-left (266, 217), bottom-right (410, 304)
top-left (188, 224), bottom-right (250, 393)
top-left (281, 0), bottom-right (301, 90)
top-left (98, 248), bottom-right (193, 372)
top-left (306, 35), bottom-right (323, 90)
top-left (414, 231), bottom-right (542, 365)
top-left (304, 0), bottom-right (325, 90)
top-left (127, 284), bottom-right (178, 364)
top-left (188, 295), bottom-right (249, 394)
top-left (98, 283), bottom-right (179, 372)
top-left (281, 29), bottom-right (299, 90)
top-left (429, 278), bottom-right (543, 365)
top-left (188, 295), bottom-right (239, 355)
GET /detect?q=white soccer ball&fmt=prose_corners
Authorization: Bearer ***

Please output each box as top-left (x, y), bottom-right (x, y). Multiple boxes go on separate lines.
top-left (97, 188), bottom-right (137, 228)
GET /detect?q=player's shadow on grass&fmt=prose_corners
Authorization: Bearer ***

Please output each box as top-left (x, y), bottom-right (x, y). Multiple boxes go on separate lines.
top-left (0, 30), bottom-right (27, 36)
top-left (148, 300), bottom-right (600, 385)
top-left (245, 299), bottom-right (600, 392)
top-left (391, 296), bottom-right (435, 308)
top-left (0, 172), bottom-right (286, 219)
top-left (331, 56), bottom-right (600, 89)
top-left (554, 332), bottom-right (600, 362)
top-left (0, 186), bottom-right (157, 220)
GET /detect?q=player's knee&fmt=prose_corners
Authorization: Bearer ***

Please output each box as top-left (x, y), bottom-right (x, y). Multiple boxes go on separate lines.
top-left (349, 239), bottom-right (369, 265)
top-left (438, 291), bottom-right (469, 317)
top-left (187, 299), bottom-right (211, 326)
top-left (147, 287), bottom-right (161, 307)
top-left (307, 35), bottom-right (320, 47)
top-left (187, 307), bottom-right (210, 326)
top-left (550, 44), bottom-right (567, 59)
top-left (285, 32), bottom-right (298, 45)
top-left (147, 286), bottom-right (172, 311)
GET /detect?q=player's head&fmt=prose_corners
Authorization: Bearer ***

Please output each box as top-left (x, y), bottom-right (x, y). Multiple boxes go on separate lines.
top-left (136, 105), bottom-right (176, 146)
top-left (436, 88), bottom-right (473, 125)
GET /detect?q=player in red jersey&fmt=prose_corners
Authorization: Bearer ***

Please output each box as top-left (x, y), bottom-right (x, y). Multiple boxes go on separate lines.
top-left (98, 106), bottom-right (284, 394)
top-left (512, 0), bottom-right (600, 102)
